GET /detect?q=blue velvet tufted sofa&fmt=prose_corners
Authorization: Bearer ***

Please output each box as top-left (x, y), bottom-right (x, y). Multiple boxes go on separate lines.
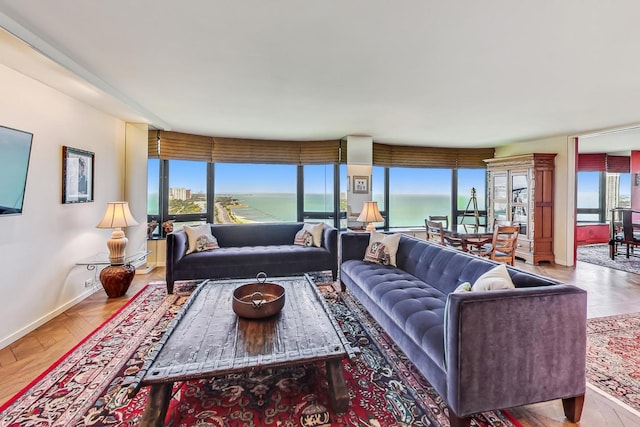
top-left (340, 232), bottom-right (587, 427)
top-left (165, 222), bottom-right (338, 294)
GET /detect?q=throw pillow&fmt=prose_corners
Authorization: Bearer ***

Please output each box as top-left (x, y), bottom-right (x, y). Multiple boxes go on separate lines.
top-left (363, 231), bottom-right (401, 267)
top-left (294, 228), bottom-right (314, 247)
top-left (195, 233), bottom-right (219, 252)
top-left (295, 222), bottom-right (324, 247)
top-left (184, 224), bottom-right (219, 254)
top-left (471, 264), bottom-right (515, 291)
top-left (454, 282), bottom-right (472, 293)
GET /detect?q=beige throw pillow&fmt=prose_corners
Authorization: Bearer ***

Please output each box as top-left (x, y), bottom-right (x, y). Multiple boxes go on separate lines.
top-left (294, 228), bottom-right (314, 247)
top-left (363, 231), bottom-right (401, 267)
top-left (471, 264), bottom-right (515, 291)
top-left (300, 222), bottom-right (324, 247)
top-left (184, 224), bottom-right (219, 254)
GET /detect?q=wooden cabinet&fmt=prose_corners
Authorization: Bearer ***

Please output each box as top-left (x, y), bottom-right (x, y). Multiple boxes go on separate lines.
top-left (485, 153), bottom-right (556, 264)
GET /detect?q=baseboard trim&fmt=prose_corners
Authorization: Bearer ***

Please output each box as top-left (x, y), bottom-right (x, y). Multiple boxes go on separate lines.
top-left (0, 287), bottom-right (99, 350)
top-left (135, 264), bottom-right (157, 275)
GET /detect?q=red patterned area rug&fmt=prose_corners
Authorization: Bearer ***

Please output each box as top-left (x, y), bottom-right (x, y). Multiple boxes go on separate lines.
top-left (587, 312), bottom-right (640, 415)
top-left (0, 280), bottom-right (521, 427)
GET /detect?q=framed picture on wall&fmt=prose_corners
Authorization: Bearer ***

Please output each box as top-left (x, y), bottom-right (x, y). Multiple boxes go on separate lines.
top-left (353, 176), bottom-right (369, 194)
top-left (62, 146), bottom-right (94, 203)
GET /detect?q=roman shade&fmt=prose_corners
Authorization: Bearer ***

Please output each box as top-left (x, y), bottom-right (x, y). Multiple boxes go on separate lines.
top-left (607, 155), bottom-right (630, 173)
top-left (578, 153), bottom-right (630, 173)
top-left (299, 140), bottom-right (343, 164)
top-left (577, 153), bottom-right (606, 171)
top-left (212, 137), bottom-right (342, 164)
top-left (373, 143), bottom-right (494, 168)
top-left (158, 131), bottom-right (214, 162)
top-left (148, 130), bottom-right (493, 168)
top-left (148, 130), bottom-right (159, 159)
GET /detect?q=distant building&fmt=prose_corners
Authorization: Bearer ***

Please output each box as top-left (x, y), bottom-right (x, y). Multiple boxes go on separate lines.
top-left (169, 187), bottom-right (191, 200)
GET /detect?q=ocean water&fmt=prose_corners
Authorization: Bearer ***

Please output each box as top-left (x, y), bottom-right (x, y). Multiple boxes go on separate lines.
top-left (388, 194), bottom-right (450, 227)
top-left (231, 193), bottom-right (456, 227)
top-left (149, 192), bottom-right (479, 227)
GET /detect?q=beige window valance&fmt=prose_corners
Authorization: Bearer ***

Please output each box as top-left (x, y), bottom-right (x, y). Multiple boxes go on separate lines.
top-left (149, 131), bottom-right (343, 165)
top-left (373, 143), bottom-right (494, 168)
top-left (148, 130), bottom-right (493, 168)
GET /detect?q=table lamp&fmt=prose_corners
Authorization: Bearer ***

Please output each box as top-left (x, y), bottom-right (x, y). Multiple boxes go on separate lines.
top-left (96, 201), bottom-right (139, 265)
top-left (357, 201), bottom-right (383, 232)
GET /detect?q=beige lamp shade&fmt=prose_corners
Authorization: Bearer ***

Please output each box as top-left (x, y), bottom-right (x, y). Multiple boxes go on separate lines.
top-left (357, 201), bottom-right (383, 231)
top-left (96, 201), bottom-right (139, 265)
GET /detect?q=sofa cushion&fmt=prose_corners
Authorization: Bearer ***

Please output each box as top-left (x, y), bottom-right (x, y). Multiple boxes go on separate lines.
top-left (342, 259), bottom-right (448, 370)
top-left (184, 224), bottom-right (219, 254)
top-left (364, 231), bottom-right (401, 266)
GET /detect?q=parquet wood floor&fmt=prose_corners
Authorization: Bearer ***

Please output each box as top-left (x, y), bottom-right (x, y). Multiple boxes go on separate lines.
top-left (1, 262), bottom-right (639, 426)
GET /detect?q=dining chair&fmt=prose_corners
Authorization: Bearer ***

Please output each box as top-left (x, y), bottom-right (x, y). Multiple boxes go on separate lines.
top-left (428, 215), bottom-right (449, 230)
top-left (425, 219), bottom-right (445, 245)
top-left (467, 218), bottom-right (513, 252)
top-left (472, 225), bottom-right (520, 265)
top-left (425, 219), bottom-right (466, 251)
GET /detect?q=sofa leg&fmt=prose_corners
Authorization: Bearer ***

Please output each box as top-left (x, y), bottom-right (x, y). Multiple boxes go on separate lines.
top-left (562, 394), bottom-right (585, 422)
top-left (339, 281), bottom-right (346, 292)
top-left (166, 281), bottom-right (174, 295)
top-left (448, 411), bottom-right (471, 427)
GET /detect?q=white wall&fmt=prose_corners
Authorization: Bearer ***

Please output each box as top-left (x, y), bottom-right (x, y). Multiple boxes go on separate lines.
top-left (125, 123), bottom-right (149, 256)
top-left (495, 136), bottom-right (577, 266)
top-left (0, 64), bottom-right (128, 348)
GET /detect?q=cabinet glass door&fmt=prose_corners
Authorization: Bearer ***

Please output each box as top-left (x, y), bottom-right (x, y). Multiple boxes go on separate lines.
top-left (494, 175), bottom-right (507, 199)
top-left (493, 174), bottom-right (508, 220)
top-left (511, 173), bottom-right (528, 235)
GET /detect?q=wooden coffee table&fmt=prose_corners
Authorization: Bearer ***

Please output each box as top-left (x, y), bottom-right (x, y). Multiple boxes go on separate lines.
top-left (133, 275), bottom-right (354, 426)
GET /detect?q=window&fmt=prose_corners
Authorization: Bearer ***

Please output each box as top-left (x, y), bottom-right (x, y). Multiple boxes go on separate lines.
top-left (214, 163), bottom-right (297, 223)
top-left (148, 157), bottom-right (487, 235)
top-left (606, 172), bottom-right (631, 221)
top-left (339, 164), bottom-right (347, 228)
top-left (304, 164), bottom-right (337, 225)
top-left (147, 159), bottom-right (161, 237)
top-left (168, 160), bottom-right (207, 216)
top-left (576, 171), bottom-right (602, 222)
top-left (372, 166), bottom-right (386, 214)
top-left (388, 168), bottom-right (452, 228)
top-left (457, 168), bottom-right (487, 226)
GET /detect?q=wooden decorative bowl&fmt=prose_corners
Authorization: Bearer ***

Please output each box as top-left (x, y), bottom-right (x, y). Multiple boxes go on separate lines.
top-left (232, 273), bottom-right (285, 319)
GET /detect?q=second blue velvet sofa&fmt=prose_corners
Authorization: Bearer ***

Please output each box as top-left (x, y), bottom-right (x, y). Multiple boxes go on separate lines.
top-left (165, 222), bottom-right (338, 294)
top-left (340, 232), bottom-right (587, 427)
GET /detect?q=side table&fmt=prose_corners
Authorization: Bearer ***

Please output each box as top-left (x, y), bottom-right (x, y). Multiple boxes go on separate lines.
top-left (77, 251), bottom-right (151, 298)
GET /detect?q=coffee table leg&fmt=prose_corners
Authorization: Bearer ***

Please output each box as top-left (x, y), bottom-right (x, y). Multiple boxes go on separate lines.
top-left (140, 383), bottom-right (173, 427)
top-left (326, 359), bottom-right (349, 414)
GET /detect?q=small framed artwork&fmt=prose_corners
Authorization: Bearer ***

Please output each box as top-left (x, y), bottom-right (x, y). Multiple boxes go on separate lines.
top-left (62, 146), bottom-right (94, 203)
top-left (353, 176), bottom-right (369, 194)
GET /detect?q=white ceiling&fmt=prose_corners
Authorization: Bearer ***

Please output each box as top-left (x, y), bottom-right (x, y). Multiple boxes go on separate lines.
top-left (2, 1), bottom-right (640, 152)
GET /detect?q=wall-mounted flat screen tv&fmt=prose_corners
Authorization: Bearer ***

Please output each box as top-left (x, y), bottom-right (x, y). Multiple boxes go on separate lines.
top-left (0, 125), bottom-right (33, 216)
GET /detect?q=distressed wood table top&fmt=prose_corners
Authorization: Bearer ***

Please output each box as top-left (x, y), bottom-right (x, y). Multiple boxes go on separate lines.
top-left (140, 275), bottom-right (350, 385)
